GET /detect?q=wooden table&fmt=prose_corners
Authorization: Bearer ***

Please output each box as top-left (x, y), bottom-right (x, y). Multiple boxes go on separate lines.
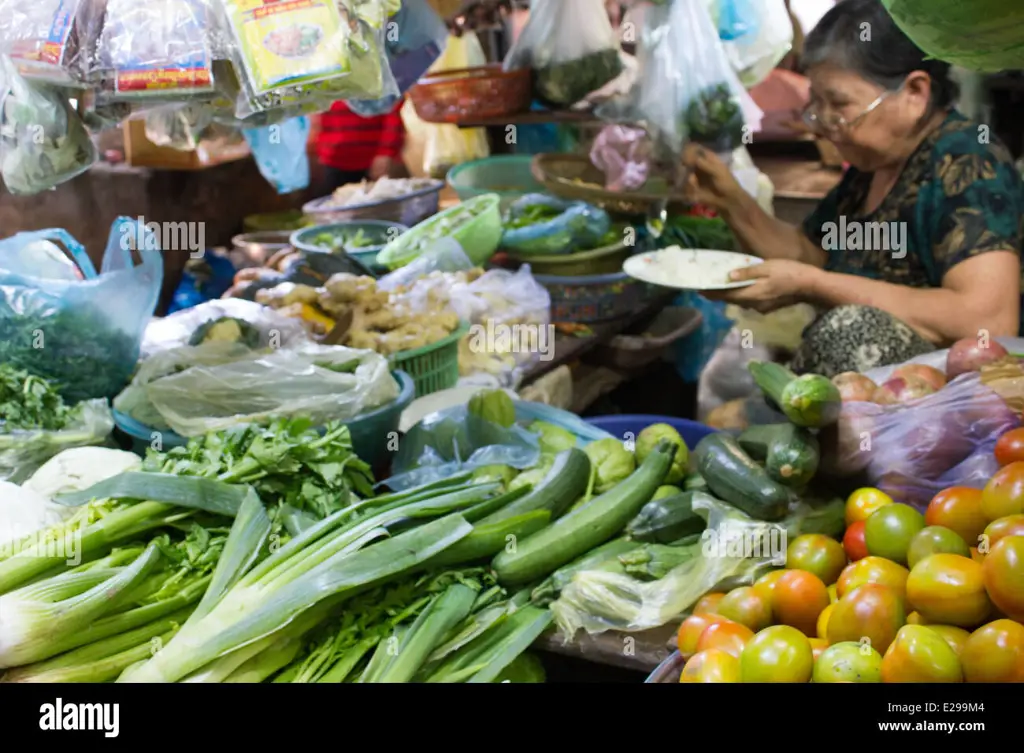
top-left (536, 622), bottom-right (678, 674)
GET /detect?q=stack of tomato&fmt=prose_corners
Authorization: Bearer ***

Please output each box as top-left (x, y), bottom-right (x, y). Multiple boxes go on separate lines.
top-left (675, 427), bottom-right (1024, 683)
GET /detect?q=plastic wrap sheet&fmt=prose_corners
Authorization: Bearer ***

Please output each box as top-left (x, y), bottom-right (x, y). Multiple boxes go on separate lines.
top-left (0, 399), bottom-right (113, 484)
top-left (500, 194), bottom-right (611, 256)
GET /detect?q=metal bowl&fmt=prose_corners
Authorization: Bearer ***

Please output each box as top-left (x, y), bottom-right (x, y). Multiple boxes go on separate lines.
top-left (231, 231), bottom-right (292, 267)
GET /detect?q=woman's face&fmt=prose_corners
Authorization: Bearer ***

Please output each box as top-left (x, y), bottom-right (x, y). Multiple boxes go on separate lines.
top-left (805, 63), bottom-right (934, 171)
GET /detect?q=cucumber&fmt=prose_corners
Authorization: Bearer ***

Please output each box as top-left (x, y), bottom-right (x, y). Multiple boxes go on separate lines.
top-left (530, 537), bottom-right (638, 604)
top-left (427, 511), bottom-right (552, 567)
top-left (738, 423), bottom-right (820, 488)
top-left (749, 361), bottom-right (841, 428)
top-left (477, 449), bottom-right (590, 526)
top-left (461, 485), bottom-right (533, 523)
top-left (692, 433), bottom-right (790, 521)
top-left (625, 491), bottom-right (708, 544)
top-left (492, 440), bottom-right (676, 586)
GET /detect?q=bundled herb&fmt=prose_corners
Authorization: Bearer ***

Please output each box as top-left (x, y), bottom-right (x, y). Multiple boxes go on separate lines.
top-left (659, 215), bottom-right (737, 252)
top-left (683, 83), bottom-right (745, 152)
top-left (535, 48), bottom-right (623, 107)
top-left (0, 365), bottom-right (72, 431)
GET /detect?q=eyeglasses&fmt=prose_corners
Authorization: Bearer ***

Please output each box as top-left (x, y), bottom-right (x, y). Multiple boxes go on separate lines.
top-left (802, 87), bottom-right (899, 134)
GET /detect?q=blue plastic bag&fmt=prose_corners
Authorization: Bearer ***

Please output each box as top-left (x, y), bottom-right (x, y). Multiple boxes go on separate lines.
top-left (0, 218), bottom-right (164, 402)
top-left (717, 0), bottom-right (760, 41)
top-left (671, 292), bottom-right (734, 383)
top-left (501, 193), bottom-right (611, 255)
top-left (242, 117), bottom-right (310, 194)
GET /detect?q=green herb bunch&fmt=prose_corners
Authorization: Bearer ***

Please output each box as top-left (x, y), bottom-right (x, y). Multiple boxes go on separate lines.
top-left (0, 364), bottom-right (72, 431)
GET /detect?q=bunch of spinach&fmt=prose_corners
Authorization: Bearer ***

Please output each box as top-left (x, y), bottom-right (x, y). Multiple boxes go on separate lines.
top-left (684, 83), bottom-right (745, 152)
top-left (0, 364), bottom-right (72, 431)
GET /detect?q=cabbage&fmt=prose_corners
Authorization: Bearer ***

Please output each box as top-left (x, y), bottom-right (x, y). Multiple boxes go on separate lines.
top-left (583, 438), bottom-right (636, 495)
top-left (635, 424), bottom-right (687, 484)
top-left (529, 420), bottom-right (577, 455)
top-left (882, 0), bottom-right (1024, 72)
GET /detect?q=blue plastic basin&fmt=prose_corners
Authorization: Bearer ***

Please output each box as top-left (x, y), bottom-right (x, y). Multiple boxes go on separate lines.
top-left (584, 415), bottom-right (717, 451)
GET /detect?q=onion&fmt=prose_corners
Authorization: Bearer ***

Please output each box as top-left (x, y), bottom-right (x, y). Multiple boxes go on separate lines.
top-left (875, 375), bottom-right (937, 404)
top-left (946, 337), bottom-right (1009, 379)
top-left (892, 363), bottom-right (947, 392)
top-left (832, 372), bottom-right (877, 402)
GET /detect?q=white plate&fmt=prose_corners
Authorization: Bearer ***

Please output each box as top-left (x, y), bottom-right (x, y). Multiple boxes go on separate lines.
top-left (623, 247), bottom-right (764, 291)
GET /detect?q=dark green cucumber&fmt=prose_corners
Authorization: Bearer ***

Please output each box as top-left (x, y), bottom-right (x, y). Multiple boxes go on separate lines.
top-left (530, 537), bottom-right (638, 604)
top-left (625, 491), bottom-right (708, 544)
top-left (749, 361), bottom-right (840, 428)
top-left (477, 449), bottom-right (590, 526)
top-left (738, 423), bottom-right (820, 488)
top-left (492, 440), bottom-right (675, 586)
top-left (693, 433), bottom-right (790, 521)
top-left (427, 511), bottom-right (552, 567)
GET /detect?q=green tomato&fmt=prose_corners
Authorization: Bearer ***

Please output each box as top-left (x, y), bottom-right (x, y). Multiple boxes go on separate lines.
top-left (813, 641), bottom-right (882, 683)
top-left (864, 503), bottom-right (925, 566)
top-left (739, 625), bottom-right (813, 683)
top-left (635, 423), bottom-right (688, 484)
top-left (905, 526), bottom-right (971, 570)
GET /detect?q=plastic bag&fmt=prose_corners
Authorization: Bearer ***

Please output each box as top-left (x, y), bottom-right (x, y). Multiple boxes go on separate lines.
top-left (112, 340), bottom-right (400, 436)
top-left (500, 194), bottom-right (611, 256)
top-left (0, 0), bottom-right (98, 86)
top-left (0, 57), bottom-right (97, 195)
top-left (714, 0), bottom-right (793, 89)
top-left (503, 0), bottom-right (623, 107)
top-left (143, 103), bottom-right (214, 151)
top-left (0, 399), bottom-right (113, 484)
top-left (821, 373), bottom-right (1021, 508)
top-left (376, 238), bottom-right (475, 292)
top-left (242, 115), bottom-right (310, 194)
top-left (589, 125), bottom-right (650, 192)
top-left (140, 298), bottom-right (311, 359)
top-left (0, 217), bottom-right (163, 403)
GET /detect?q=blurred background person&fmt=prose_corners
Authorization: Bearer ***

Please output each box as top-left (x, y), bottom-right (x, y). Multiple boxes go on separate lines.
top-left (311, 99), bottom-right (409, 192)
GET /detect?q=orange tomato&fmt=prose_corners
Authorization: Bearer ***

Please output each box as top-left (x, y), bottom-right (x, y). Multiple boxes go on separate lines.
top-left (994, 427), bottom-right (1024, 467)
top-left (960, 619), bottom-right (1024, 683)
top-left (982, 535), bottom-right (1024, 622)
top-left (786, 534), bottom-right (847, 586)
top-left (843, 521), bottom-right (869, 561)
top-left (817, 603), bottom-right (834, 639)
top-left (679, 648), bottom-right (741, 683)
top-left (906, 611), bottom-right (928, 625)
top-left (827, 583), bottom-right (838, 603)
top-left (924, 625), bottom-right (971, 657)
top-left (693, 592), bottom-right (726, 615)
top-left (751, 571), bottom-right (787, 611)
top-left (845, 487), bottom-right (894, 527)
top-left (970, 547), bottom-right (985, 564)
top-left (773, 570), bottom-right (830, 637)
top-left (926, 487), bottom-right (988, 546)
top-left (906, 554), bottom-right (992, 628)
top-left (716, 586), bottom-right (773, 633)
top-left (837, 556), bottom-right (910, 599)
top-left (827, 584), bottom-right (905, 654)
top-left (695, 620), bottom-right (755, 659)
top-left (981, 461), bottom-right (1024, 522)
top-left (881, 625), bottom-right (963, 683)
top-left (983, 515), bottom-right (1024, 550)
top-left (809, 637), bottom-right (829, 662)
top-left (677, 613), bottom-right (733, 659)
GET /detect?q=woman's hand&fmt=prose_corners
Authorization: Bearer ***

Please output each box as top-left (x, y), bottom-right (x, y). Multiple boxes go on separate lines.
top-left (703, 259), bottom-right (822, 313)
top-left (681, 143), bottom-right (747, 212)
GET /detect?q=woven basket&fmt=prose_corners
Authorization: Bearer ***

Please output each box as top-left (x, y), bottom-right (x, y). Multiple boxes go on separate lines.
top-left (409, 65), bottom-right (532, 124)
top-left (531, 154), bottom-right (692, 217)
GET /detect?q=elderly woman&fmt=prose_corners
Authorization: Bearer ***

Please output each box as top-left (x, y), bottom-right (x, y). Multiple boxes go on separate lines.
top-left (683, 0), bottom-right (1024, 377)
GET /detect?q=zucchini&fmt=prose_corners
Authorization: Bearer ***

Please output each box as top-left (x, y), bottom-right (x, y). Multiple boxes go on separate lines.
top-left (461, 485), bottom-right (533, 523)
top-left (625, 491), bottom-right (708, 544)
top-left (492, 439), bottom-right (676, 586)
top-left (619, 542), bottom-right (701, 580)
top-left (738, 423), bottom-right (820, 488)
top-left (749, 361), bottom-right (841, 428)
top-left (477, 449), bottom-right (590, 526)
top-left (530, 537), bottom-right (637, 604)
top-left (427, 511), bottom-right (552, 567)
top-left (692, 433), bottom-right (790, 521)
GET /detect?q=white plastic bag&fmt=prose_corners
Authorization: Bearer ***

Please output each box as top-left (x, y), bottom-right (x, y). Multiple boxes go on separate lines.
top-left (0, 400), bottom-right (114, 484)
top-left (711, 0), bottom-right (794, 88)
top-left (503, 0), bottom-right (623, 106)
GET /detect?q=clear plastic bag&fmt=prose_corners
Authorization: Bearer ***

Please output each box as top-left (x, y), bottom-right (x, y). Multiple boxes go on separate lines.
top-left (241, 115), bottom-right (311, 194)
top-left (139, 298), bottom-right (311, 359)
top-left (589, 125), bottom-right (650, 192)
top-left (821, 373), bottom-right (1021, 508)
top-left (0, 57), bottom-right (97, 195)
top-left (500, 194), bottom-right (612, 256)
top-left (0, 399), bottom-right (113, 484)
top-left (376, 238), bottom-right (475, 292)
top-left (112, 340), bottom-right (400, 436)
top-left (714, 0), bottom-right (793, 89)
top-left (0, 0), bottom-right (98, 86)
top-left (143, 102), bottom-right (214, 151)
top-left (503, 0), bottom-right (623, 107)
top-left (0, 217), bottom-right (164, 403)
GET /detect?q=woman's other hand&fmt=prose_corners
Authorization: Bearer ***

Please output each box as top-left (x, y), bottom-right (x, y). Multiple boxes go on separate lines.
top-left (681, 143), bottom-right (747, 212)
top-left (703, 259), bottom-right (821, 313)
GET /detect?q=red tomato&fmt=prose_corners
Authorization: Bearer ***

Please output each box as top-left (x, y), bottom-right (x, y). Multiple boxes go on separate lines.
top-left (981, 462), bottom-right (1024, 521)
top-left (925, 487), bottom-right (989, 547)
top-left (772, 570), bottom-right (830, 637)
top-left (843, 520), bottom-right (869, 561)
top-left (982, 535), bottom-right (1024, 622)
top-left (677, 613), bottom-right (732, 659)
top-left (881, 625), bottom-right (963, 683)
top-left (836, 556), bottom-right (909, 600)
top-left (960, 619), bottom-right (1024, 683)
top-left (716, 587), bottom-right (773, 633)
top-left (752, 570), bottom-right (788, 611)
top-left (827, 584), bottom-right (906, 655)
top-left (693, 592), bottom-right (726, 615)
top-left (906, 554), bottom-right (992, 628)
top-left (983, 515), bottom-right (1024, 549)
top-left (695, 620), bottom-right (755, 659)
top-left (994, 427), bottom-right (1024, 467)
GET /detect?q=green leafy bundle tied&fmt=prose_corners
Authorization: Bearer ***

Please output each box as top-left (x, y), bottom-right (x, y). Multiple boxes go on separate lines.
top-left (0, 364), bottom-right (72, 431)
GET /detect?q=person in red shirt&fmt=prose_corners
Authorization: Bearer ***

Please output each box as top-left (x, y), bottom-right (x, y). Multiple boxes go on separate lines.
top-left (313, 99), bottom-right (408, 189)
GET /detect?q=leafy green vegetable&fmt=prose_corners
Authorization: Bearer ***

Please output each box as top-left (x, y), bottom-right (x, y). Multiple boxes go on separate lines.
top-left (534, 48), bottom-right (623, 106)
top-left (0, 365), bottom-right (72, 431)
top-left (530, 420), bottom-right (577, 455)
top-left (684, 83), bottom-right (745, 152)
top-left (188, 317), bottom-right (262, 349)
top-left (660, 214), bottom-right (736, 251)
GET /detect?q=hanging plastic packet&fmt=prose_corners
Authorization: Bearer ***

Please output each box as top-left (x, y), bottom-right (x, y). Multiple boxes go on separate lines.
top-left (0, 56), bottom-right (97, 195)
top-left (716, 0), bottom-right (759, 41)
top-left (88, 0), bottom-right (217, 104)
top-left (589, 124), bottom-right (650, 192)
top-left (143, 102), bottom-right (215, 150)
top-left (713, 0), bottom-right (793, 88)
top-left (503, 0), bottom-right (623, 107)
top-left (241, 115), bottom-right (310, 194)
top-left (0, 0), bottom-right (98, 87)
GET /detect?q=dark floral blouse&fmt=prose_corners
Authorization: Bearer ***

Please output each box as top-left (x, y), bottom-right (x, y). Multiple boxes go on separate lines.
top-left (801, 111), bottom-right (1024, 317)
